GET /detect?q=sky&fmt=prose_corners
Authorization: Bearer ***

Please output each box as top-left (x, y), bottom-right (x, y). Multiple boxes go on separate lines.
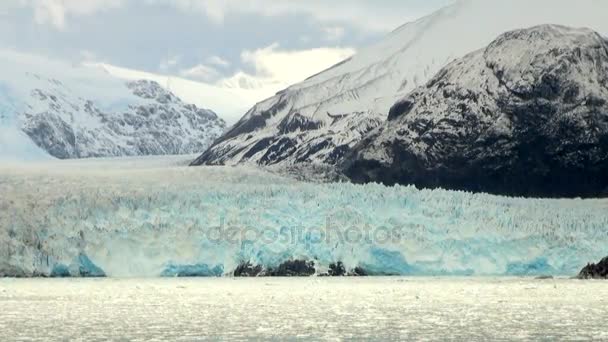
top-left (0, 0), bottom-right (452, 122)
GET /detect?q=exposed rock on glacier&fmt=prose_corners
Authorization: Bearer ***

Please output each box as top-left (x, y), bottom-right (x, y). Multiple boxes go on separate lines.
top-left (233, 260), bottom-right (316, 277)
top-left (578, 256), bottom-right (608, 279)
top-left (0, 51), bottom-right (226, 159)
top-left (192, 0), bottom-right (608, 169)
top-left (233, 262), bottom-right (265, 277)
top-left (268, 260), bottom-right (316, 277)
top-left (344, 25), bottom-right (608, 198)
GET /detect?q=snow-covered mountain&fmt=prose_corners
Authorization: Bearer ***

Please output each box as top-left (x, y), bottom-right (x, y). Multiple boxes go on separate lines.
top-left (343, 25), bottom-right (608, 198)
top-left (0, 50), bottom-right (226, 160)
top-left (192, 0), bottom-right (608, 168)
top-left (89, 63), bottom-right (278, 125)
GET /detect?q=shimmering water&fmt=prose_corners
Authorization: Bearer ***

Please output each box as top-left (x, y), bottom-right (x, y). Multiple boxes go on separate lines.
top-left (1, 278), bottom-right (606, 341)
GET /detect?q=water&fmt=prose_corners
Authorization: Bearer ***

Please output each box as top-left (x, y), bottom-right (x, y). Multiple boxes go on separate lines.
top-left (1, 277), bottom-right (606, 341)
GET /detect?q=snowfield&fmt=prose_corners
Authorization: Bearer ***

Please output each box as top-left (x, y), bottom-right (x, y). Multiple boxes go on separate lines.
top-left (1, 156), bottom-right (606, 277)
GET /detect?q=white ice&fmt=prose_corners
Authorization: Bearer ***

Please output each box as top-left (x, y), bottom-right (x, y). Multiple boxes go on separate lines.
top-left (0, 156), bottom-right (606, 277)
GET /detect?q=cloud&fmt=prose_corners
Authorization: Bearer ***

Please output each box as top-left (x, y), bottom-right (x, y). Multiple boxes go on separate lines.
top-left (175, 43), bottom-right (354, 90)
top-left (19, 0), bottom-right (123, 29)
top-left (16, 0), bottom-right (452, 32)
top-left (159, 54), bottom-right (181, 71)
top-left (176, 43), bottom-right (355, 94)
top-left (323, 26), bottom-right (346, 42)
top-left (179, 63), bottom-right (222, 82)
top-left (79, 50), bottom-right (97, 63)
top-left (241, 43), bottom-right (354, 84)
top-left (206, 55), bottom-right (230, 68)
top-left (148, 0), bottom-right (450, 32)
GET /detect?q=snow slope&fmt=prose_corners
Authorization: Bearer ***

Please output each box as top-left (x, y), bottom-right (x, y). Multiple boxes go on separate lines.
top-left (90, 63), bottom-right (277, 125)
top-left (343, 25), bottom-right (608, 198)
top-left (0, 50), bottom-right (226, 160)
top-left (192, 0), bottom-right (608, 168)
top-left (1, 158), bottom-right (606, 277)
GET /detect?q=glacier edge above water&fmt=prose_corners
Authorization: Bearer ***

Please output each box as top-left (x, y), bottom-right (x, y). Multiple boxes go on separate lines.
top-left (1, 158), bottom-right (606, 278)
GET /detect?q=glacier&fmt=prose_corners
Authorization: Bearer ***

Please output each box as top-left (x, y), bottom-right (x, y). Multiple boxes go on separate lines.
top-left (0, 157), bottom-right (607, 277)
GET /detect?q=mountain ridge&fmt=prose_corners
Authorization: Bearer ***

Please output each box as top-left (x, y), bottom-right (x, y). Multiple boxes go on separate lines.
top-left (0, 51), bottom-right (226, 160)
top-left (192, 0), bottom-right (608, 169)
top-left (343, 24), bottom-right (608, 197)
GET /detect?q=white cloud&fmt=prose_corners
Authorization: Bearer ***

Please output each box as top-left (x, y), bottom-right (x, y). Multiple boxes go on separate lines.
top-left (19, 0), bottom-right (123, 29)
top-left (159, 54), bottom-right (181, 71)
top-left (323, 26), bottom-right (346, 42)
top-left (179, 63), bottom-right (222, 82)
top-left (79, 50), bottom-right (97, 62)
top-left (206, 55), bottom-right (230, 68)
top-left (240, 43), bottom-right (354, 85)
top-left (211, 43), bottom-right (355, 92)
top-left (14, 0), bottom-right (451, 32)
top-left (149, 0), bottom-right (443, 32)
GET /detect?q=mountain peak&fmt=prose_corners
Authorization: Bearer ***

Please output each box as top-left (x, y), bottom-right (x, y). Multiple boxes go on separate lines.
top-left (343, 24), bottom-right (608, 198)
top-left (191, 0), bottom-right (608, 169)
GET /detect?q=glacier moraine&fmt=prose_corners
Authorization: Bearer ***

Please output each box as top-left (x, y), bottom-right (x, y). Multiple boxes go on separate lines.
top-left (0, 155), bottom-right (606, 277)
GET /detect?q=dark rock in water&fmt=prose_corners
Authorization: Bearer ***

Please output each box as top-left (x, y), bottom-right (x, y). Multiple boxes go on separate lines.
top-left (318, 263), bottom-right (370, 277)
top-left (233, 262), bottom-right (264, 277)
top-left (328, 262), bottom-right (347, 276)
top-left (233, 260), bottom-right (368, 277)
top-left (578, 256), bottom-right (608, 279)
top-left (318, 262), bottom-right (347, 277)
top-left (535, 275), bottom-right (554, 280)
top-left (161, 263), bottom-right (223, 277)
top-left (348, 267), bottom-right (368, 277)
top-left (268, 260), bottom-right (316, 277)
top-left (343, 25), bottom-right (608, 198)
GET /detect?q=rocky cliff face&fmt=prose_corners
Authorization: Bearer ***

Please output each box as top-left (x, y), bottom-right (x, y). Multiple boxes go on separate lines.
top-left (18, 79), bottom-right (225, 159)
top-left (0, 49), bottom-right (226, 160)
top-left (343, 25), bottom-right (608, 197)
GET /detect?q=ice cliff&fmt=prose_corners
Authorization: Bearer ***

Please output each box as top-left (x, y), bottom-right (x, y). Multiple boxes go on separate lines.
top-left (1, 160), bottom-right (606, 277)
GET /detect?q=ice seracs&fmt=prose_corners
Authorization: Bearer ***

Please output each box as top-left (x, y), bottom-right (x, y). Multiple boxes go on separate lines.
top-left (192, 0), bottom-right (608, 169)
top-left (1, 158), bottom-right (606, 277)
top-left (343, 25), bottom-right (608, 198)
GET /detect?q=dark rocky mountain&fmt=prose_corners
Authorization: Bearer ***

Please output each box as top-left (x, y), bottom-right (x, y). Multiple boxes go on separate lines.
top-left (191, 0), bottom-right (608, 170)
top-left (343, 25), bottom-right (608, 198)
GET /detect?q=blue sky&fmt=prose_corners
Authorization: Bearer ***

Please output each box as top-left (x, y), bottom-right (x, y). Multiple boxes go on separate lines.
top-left (1, 0), bottom-right (451, 86)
